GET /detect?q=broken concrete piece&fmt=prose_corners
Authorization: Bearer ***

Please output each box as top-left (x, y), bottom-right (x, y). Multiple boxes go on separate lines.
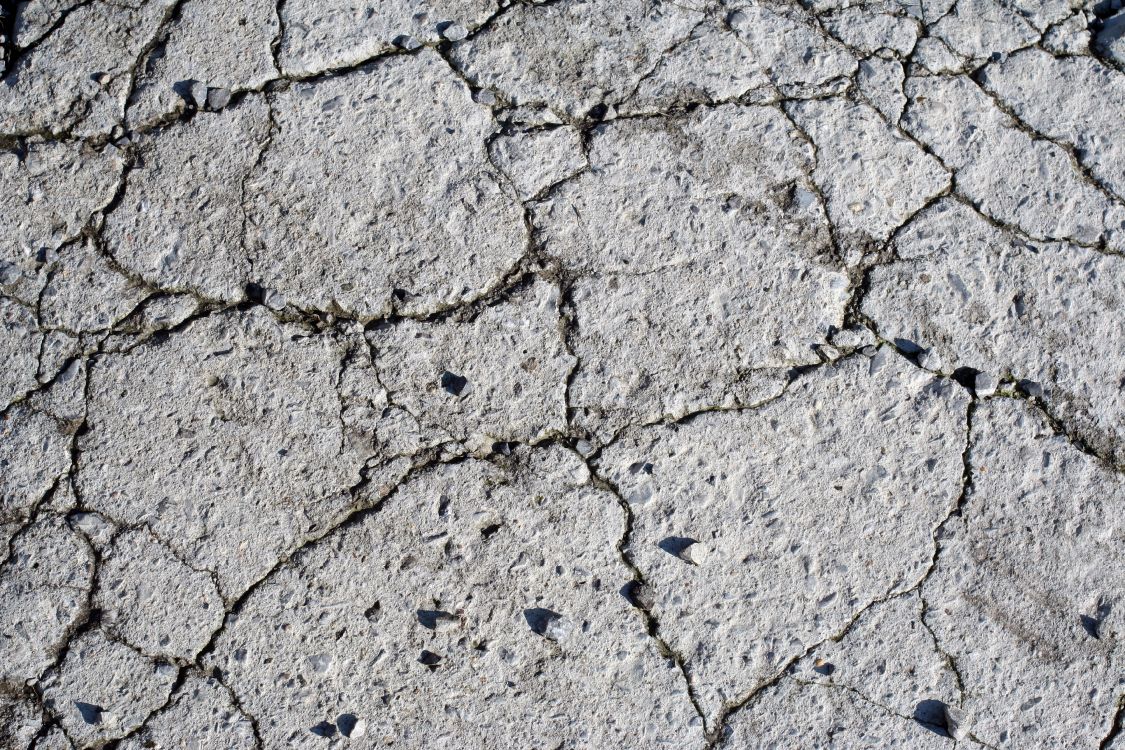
top-left (246, 50), bottom-right (526, 319)
top-left (448, 0), bottom-right (702, 120)
top-left (786, 97), bottom-right (949, 252)
top-left (488, 126), bottom-right (587, 201)
top-left (77, 308), bottom-right (371, 597)
top-left (922, 398), bottom-right (1125, 746)
top-left (0, 517), bottom-right (92, 671)
top-left (40, 629), bottom-right (177, 747)
top-left (126, 0), bottom-right (277, 127)
top-left (599, 350), bottom-right (969, 723)
top-left (864, 198), bottom-right (1125, 465)
top-left (725, 678), bottom-right (951, 747)
top-left (278, 0), bottom-right (497, 76)
top-left (902, 74), bottom-right (1125, 250)
top-left (797, 593), bottom-right (960, 720)
top-left (537, 104), bottom-right (846, 438)
top-left (620, 18), bottom-right (771, 115)
top-left (116, 675), bottom-right (257, 750)
top-left (0, 139), bottom-right (124, 305)
top-left (96, 528), bottom-right (224, 660)
top-left (104, 96), bottom-right (272, 302)
top-left (0, 0), bottom-right (178, 137)
top-left (368, 280), bottom-right (573, 453)
top-left (727, 2), bottom-right (856, 98)
top-left (208, 448), bottom-right (702, 748)
top-left (979, 49), bottom-right (1125, 201)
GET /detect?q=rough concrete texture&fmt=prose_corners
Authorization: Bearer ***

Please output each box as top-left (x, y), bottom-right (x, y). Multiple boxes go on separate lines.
top-left (0, 0), bottom-right (1122, 748)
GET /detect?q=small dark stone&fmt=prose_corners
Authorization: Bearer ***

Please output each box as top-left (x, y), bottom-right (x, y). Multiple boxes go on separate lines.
top-left (912, 699), bottom-right (947, 734)
top-left (440, 370), bottom-right (468, 396)
top-left (418, 649), bottom-right (443, 668)
top-left (336, 713), bottom-right (359, 737)
top-left (893, 337), bottom-right (923, 354)
top-left (523, 607), bottom-right (568, 640)
top-left (951, 366), bottom-right (981, 391)
top-left (245, 282), bottom-right (266, 303)
top-left (657, 536), bottom-right (699, 559)
top-left (586, 102), bottom-right (613, 121)
top-left (491, 441), bottom-right (515, 456)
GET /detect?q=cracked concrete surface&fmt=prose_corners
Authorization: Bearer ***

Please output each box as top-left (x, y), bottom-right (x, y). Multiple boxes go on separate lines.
top-left (0, 0), bottom-right (1123, 748)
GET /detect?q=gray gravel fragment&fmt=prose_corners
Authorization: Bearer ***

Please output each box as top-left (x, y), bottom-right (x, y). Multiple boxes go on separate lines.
top-left (973, 372), bottom-right (999, 397)
top-left (439, 22), bottom-right (469, 42)
top-left (944, 705), bottom-right (969, 740)
top-left (1098, 10), bottom-right (1125, 64)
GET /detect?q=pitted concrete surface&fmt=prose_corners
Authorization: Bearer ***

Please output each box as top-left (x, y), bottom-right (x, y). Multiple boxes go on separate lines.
top-left (1, 1), bottom-right (1123, 748)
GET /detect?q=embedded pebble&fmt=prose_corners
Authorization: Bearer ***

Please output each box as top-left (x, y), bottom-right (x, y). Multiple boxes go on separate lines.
top-left (973, 372), bottom-right (999, 397)
top-left (440, 22), bottom-right (469, 42)
top-left (944, 705), bottom-right (969, 740)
